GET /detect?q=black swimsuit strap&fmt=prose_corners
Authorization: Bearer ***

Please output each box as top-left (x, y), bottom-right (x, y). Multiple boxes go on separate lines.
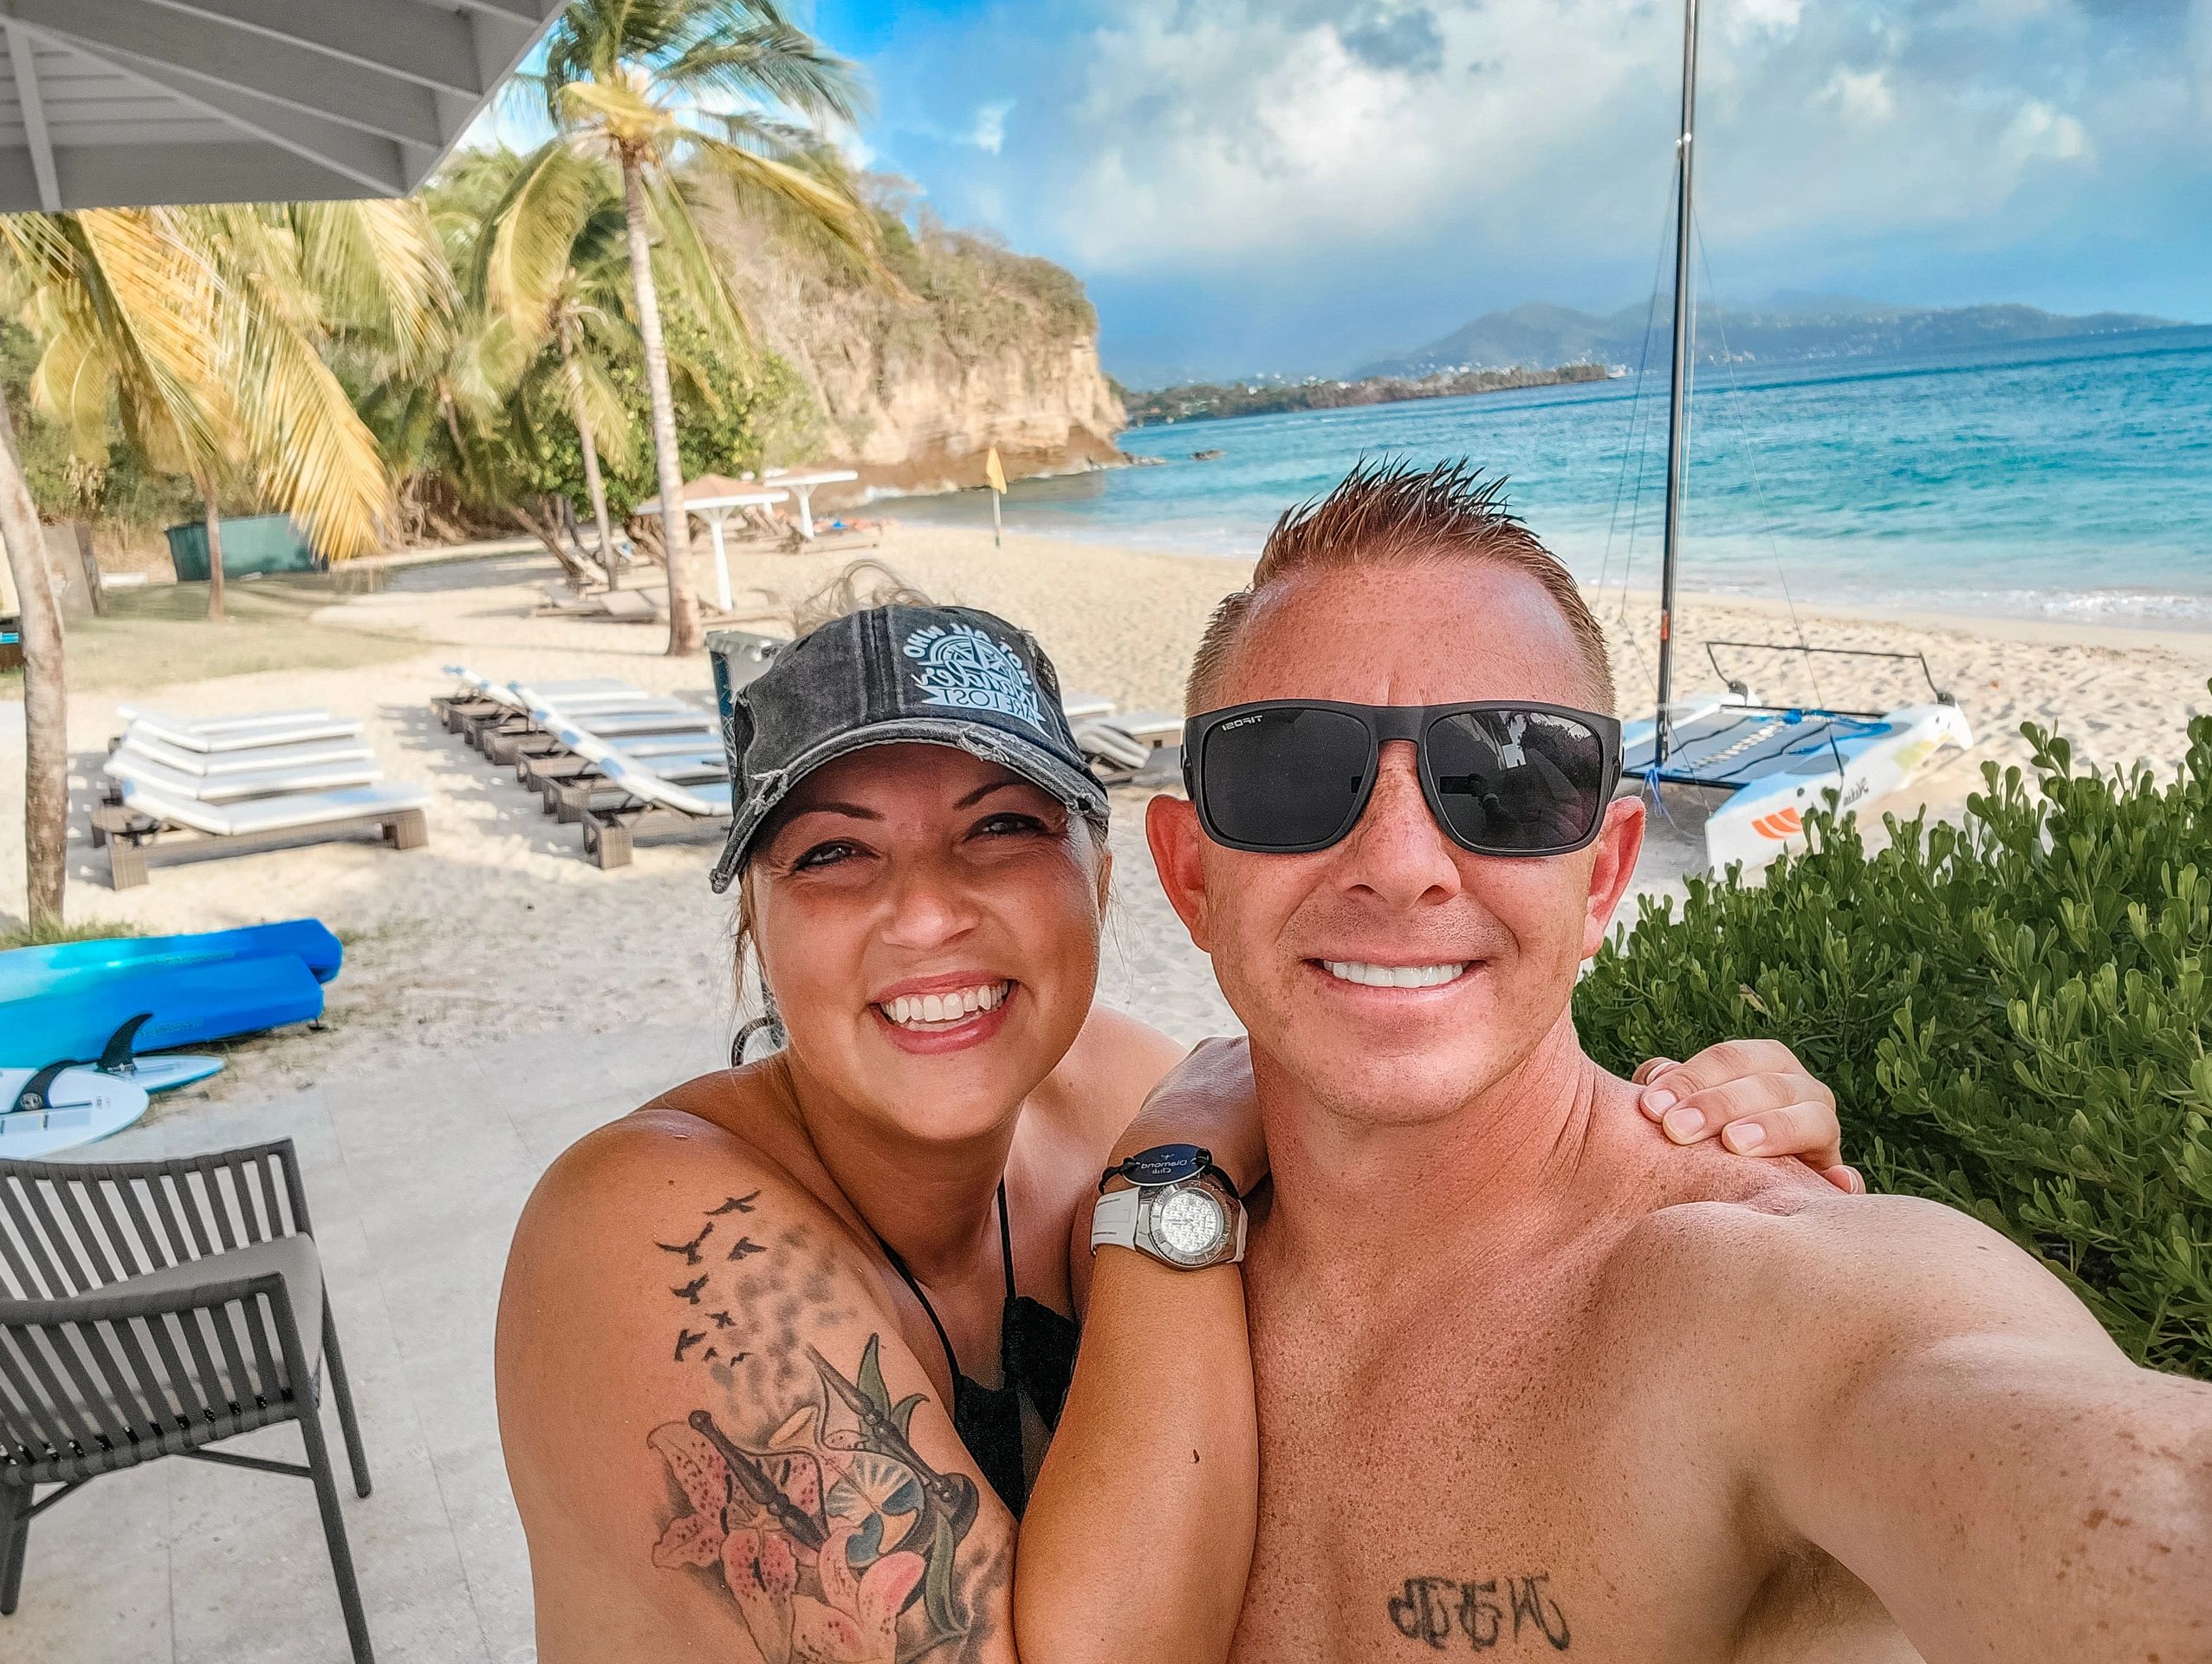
top-left (876, 1180), bottom-right (1013, 1392)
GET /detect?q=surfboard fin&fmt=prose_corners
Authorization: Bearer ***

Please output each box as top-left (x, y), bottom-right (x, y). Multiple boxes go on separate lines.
top-left (9, 1061), bottom-right (71, 1118)
top-left (97, 1012), bottom-right (154, 1075)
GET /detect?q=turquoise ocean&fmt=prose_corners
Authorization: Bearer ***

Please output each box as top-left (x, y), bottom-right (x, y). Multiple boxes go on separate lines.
top-left (881, 325), bottom-right (2212, 628)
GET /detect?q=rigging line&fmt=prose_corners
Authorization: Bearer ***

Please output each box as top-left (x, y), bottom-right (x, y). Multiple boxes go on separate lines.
top-left (1612, 201), bottom-right (1678, 706)
top-left (1689, 216), bottom-right (1852, 797)
top-left (1596, 178), bottom-right (1682, 623)
top-left (1688, 209), bottom-right (1833, 720)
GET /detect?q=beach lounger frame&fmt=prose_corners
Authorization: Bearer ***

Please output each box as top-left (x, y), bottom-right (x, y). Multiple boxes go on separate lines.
top-left (91, 788), bottom-right (430, 890)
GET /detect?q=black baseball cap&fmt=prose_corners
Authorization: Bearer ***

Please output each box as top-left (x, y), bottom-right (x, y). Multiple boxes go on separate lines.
top-left (707, 604), bottom-right (1110, 893)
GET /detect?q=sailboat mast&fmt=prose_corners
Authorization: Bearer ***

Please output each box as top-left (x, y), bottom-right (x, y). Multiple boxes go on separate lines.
top-left (1655, 0), bottom-right (1701, 764)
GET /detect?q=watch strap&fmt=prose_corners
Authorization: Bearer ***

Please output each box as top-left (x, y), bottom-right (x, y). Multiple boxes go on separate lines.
top-left (1089, 1185), bottom-right (1142, 1253)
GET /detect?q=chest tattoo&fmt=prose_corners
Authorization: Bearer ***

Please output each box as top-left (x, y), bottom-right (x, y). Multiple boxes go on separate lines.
top-left (1387, 1573), bottom-right (1573, 1652)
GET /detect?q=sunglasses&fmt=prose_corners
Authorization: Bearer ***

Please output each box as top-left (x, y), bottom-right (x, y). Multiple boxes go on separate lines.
top-left (1183, 699), bottom-right (1625, 857)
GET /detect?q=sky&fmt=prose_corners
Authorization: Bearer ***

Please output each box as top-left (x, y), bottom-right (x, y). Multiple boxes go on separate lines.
top-left (803, 1), bottom-right (2212, 387)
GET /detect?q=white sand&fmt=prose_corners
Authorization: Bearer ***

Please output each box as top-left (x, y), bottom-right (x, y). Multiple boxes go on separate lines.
top-left (4, 524), bottom-right (2209, 1111)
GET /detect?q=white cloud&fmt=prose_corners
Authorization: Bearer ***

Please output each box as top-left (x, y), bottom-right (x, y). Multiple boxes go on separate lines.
top-left (999, 0), bottom-right (2141, 276)
top-left (2001, 98), bottom-right (2091, 166)
top-left (1823, 68), bottom-right (1895, 127)
top-left (969, 100), bottom-right (1014, 155)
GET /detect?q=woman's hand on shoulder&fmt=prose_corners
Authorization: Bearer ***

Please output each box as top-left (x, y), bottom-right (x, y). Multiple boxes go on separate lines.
top-left (496, 1110), bottom-right (1019, 1664)
top-left (1631, 1039), bottom-right (1863, 1193)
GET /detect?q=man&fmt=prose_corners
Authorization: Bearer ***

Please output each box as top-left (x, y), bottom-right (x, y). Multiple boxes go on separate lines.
top-left (1140, 458), bottom-right (2212, 1661)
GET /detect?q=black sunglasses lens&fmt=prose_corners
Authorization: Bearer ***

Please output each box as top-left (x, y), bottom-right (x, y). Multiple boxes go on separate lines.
top-left (1425, 709), bottom-right (1607, 853)
top-left (1201, 706), bottom-right (1373, 848)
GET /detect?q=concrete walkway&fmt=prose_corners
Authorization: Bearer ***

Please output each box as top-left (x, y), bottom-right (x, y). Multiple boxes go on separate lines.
top-left (4, 1019), bottom-right (728, 1664)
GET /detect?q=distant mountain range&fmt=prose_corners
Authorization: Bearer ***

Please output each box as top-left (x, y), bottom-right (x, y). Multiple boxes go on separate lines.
top-left (1356, 295), bottom-right (2188, 378)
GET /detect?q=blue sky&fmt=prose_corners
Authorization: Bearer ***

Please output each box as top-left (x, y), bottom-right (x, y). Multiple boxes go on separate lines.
top-left (808, 2), bottom-right (2210, 387)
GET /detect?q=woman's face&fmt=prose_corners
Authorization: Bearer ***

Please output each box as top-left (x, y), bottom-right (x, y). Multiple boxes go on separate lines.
top-left (748, 742), bottom-right (1109, 1147)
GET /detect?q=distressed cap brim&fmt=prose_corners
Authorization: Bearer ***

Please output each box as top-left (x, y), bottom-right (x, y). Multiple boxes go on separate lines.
top-left (708, 717), bottom-right (1111, 893)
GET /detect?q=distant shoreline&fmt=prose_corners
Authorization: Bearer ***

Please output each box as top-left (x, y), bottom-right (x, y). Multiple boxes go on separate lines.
top-left (1125, 361), bottom-right (1611, 426)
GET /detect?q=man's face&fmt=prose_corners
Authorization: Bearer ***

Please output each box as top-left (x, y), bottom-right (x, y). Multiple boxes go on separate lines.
top-left (1148, 559), bottom-right (1645, 1128)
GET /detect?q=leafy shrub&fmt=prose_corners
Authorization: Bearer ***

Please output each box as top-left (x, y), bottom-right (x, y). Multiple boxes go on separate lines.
top-left (1576, 696), bottom-right (2212, 1380)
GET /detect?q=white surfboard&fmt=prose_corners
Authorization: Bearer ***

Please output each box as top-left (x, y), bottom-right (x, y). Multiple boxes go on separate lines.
top-left (0, 1063), bottom-right (152, 1158)
top-left (107, 1053), bottom-right (224, 1095)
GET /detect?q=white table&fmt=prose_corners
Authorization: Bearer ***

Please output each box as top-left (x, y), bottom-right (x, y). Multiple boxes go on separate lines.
top-left (661, 489), bottom-right (788, 609)
top-left (762, 468), bottom-right (860, 539)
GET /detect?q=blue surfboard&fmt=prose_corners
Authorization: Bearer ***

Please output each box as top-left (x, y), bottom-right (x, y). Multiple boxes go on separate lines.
top-left (0, 919), bottom-right (342, 1004)
top-left (1, 955), bottom-right (326, 1064)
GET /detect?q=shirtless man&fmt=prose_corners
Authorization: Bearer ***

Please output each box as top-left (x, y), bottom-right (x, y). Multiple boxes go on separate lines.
top-left (1137, 458), bottom-right (2212, 1661)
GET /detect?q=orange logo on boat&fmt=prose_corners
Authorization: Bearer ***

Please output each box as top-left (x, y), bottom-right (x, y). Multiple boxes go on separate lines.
top-left (1751, 808), bottom-right (1804, 841)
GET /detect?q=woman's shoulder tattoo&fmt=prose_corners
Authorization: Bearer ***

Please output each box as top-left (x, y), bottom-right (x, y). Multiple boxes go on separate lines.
top-left (643, 1193), bottom-right (1002, 1663)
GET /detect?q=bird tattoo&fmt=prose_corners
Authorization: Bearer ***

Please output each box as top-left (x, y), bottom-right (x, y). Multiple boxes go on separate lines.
top-left (705, 1192), bottom-right (760, 1216)
top-left (671, 1275), bottom-right (708, 1305)
top-left (707, 1310), bottom-right (737, 1329)
top-left (674, 1329), bottom-right (705, 1362)
top-left (726, 1236), bottom-right (767, 1263)
top-left (655, 1223), bottom-right (713, 1266)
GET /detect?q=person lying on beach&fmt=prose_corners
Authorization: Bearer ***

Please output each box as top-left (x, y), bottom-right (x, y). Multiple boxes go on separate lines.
top-left (494, 586), bottom-right (1856, 1663)
top-left (1127, 458), bottom-right (2212, 1661)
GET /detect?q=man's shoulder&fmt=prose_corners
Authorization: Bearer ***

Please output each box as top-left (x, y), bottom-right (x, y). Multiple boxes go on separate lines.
top-left (1612, 1156), bottom-right (2100, 1365)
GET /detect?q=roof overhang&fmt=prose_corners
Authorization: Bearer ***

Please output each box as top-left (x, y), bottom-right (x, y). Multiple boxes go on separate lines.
top-left (0, 0), bottom-right (566, 211)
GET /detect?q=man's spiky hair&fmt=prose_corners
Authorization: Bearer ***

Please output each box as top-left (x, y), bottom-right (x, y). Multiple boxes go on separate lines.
top-left (1184, 457), bottom-right (1615, 712)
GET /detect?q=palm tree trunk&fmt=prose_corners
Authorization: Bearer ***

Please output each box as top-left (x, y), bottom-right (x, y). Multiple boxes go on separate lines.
top-left (562, 346), bottom-right (619, 590)
top-left (0, 384), bottom-right (68, 930)
top-left (202, 488), bottom-right (226, 621)
top-left (619, 153), bottom-right (699, 654)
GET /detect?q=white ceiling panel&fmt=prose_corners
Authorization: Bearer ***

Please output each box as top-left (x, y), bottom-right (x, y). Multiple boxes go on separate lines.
top-left (0, 0), bottom-right (563, 210)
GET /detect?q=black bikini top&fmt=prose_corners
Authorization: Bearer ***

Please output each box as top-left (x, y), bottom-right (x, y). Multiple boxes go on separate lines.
top-left (873, 1180), bottom-right (1079, 1519)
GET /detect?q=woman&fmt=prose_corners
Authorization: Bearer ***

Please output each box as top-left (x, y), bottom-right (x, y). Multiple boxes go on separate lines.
top-left (496, 595), bottom-right (1851, 1664)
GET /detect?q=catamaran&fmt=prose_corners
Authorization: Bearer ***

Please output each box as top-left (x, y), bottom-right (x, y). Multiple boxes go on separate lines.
top-left (1617, 0), bottom-right (1972, 873)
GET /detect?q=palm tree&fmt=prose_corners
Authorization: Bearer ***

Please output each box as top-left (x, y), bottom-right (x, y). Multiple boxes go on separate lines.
top-left (474, 144), bottom-right (645, 585)
top-left (516, 0), bottom-right (884, 654)
top-left (1, 202), bottom-right (448, 930)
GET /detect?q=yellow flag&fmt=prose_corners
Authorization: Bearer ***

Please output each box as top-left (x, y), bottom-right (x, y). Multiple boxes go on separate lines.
top-left (984, 445), bottom-right (1007, 495)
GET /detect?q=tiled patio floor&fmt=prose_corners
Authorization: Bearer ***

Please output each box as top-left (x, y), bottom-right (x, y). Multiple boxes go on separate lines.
top-left (4, 1019), bottom-right (729, 1664)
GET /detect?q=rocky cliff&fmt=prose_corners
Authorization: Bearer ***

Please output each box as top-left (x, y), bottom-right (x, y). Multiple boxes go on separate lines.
top-left (705, 180), bottom-right (1127, 498)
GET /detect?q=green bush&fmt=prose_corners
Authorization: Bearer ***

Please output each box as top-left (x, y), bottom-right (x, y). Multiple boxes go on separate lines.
top-left (1576, 694), bottom-right (2212, 1380)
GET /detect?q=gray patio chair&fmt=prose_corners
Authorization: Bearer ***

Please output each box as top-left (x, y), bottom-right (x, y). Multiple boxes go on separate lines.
top-left (0, 1139), bottom-right (373, 1661)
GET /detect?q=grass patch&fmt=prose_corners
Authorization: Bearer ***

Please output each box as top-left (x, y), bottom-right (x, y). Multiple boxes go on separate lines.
top-left (0, 916), bottom-right (141, 951)
top-left (0, 573), bottom-right (419, 697)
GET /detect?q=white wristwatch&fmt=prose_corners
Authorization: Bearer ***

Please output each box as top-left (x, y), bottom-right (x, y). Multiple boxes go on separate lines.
top-left (1090, 1144), bottom-right (1248, 1269)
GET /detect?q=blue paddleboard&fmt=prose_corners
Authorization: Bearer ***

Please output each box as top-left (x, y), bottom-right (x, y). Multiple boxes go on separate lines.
top-left (0, 919), bottom-right (342, 1003)
top-left (1, 955), bottom-right (325, 1064)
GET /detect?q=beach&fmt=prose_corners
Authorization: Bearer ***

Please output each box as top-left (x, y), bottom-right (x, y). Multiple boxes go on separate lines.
top-left (6, 521), bottom-right (2211, 1113)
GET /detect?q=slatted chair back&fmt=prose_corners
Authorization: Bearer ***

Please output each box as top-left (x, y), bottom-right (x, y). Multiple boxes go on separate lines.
top-left (1, 1271), bottom-right (315, 1485)
top-left (0, 1141), bottom-right (312, 1301)
top-left (0, 1142), bottom-right (318, 1485)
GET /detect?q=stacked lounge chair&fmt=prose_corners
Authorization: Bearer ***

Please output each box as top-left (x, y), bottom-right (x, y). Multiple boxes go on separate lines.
top-left (1073, 708), bottom-right (1184, 785)
top-left (94, 707), bottom-right (429, 889)
top-left (433, 667), bottom-right (736, 868)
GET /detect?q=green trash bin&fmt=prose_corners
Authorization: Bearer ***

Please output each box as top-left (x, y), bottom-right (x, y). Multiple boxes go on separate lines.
top-left (165, 515), bottom-right (321, 582)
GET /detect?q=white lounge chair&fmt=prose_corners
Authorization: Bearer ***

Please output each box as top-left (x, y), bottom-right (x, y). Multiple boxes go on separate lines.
top-left (92, 780), bottom-right (431, 889)
top-left (538, 721), bottom-right (731, 868)
top-left (1075, 711), bottom-right (1184, 784)
top-left (116, 702), bottom-right (330, 731)
top-left (103, 749), bottom-right (385, 804)
top-left (118, 733), bottom-right (377, 777)
top-left (120, 708), bottom-right (364, 753)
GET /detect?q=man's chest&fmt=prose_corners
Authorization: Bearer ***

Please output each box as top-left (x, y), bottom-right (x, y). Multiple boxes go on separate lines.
top-left (1228, 1297), bottom-right (1782, 1663)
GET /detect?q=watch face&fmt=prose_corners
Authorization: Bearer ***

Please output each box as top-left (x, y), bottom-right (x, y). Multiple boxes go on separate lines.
top-left (1151, 1186), bottom-right (1228, 1265)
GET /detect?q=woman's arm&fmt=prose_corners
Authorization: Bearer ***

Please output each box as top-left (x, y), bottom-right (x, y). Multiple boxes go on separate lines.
top-left (1015, 1034), bottom-right (1262, 1664)
top-left (498, 1110), bottom-right (1025, 1664)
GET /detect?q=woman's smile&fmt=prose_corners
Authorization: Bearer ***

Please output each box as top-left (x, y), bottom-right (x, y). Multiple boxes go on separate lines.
top-left (870, 978), bottom-right (1019, 1053)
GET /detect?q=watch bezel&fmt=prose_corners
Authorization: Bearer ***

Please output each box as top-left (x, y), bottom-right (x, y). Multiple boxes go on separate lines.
top-left (1140, 1177), bottom-right (1233, 1267)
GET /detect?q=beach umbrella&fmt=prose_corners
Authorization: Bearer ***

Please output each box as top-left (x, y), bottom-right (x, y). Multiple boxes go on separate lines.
top-left (0, 1), bottom-right (568, 933)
